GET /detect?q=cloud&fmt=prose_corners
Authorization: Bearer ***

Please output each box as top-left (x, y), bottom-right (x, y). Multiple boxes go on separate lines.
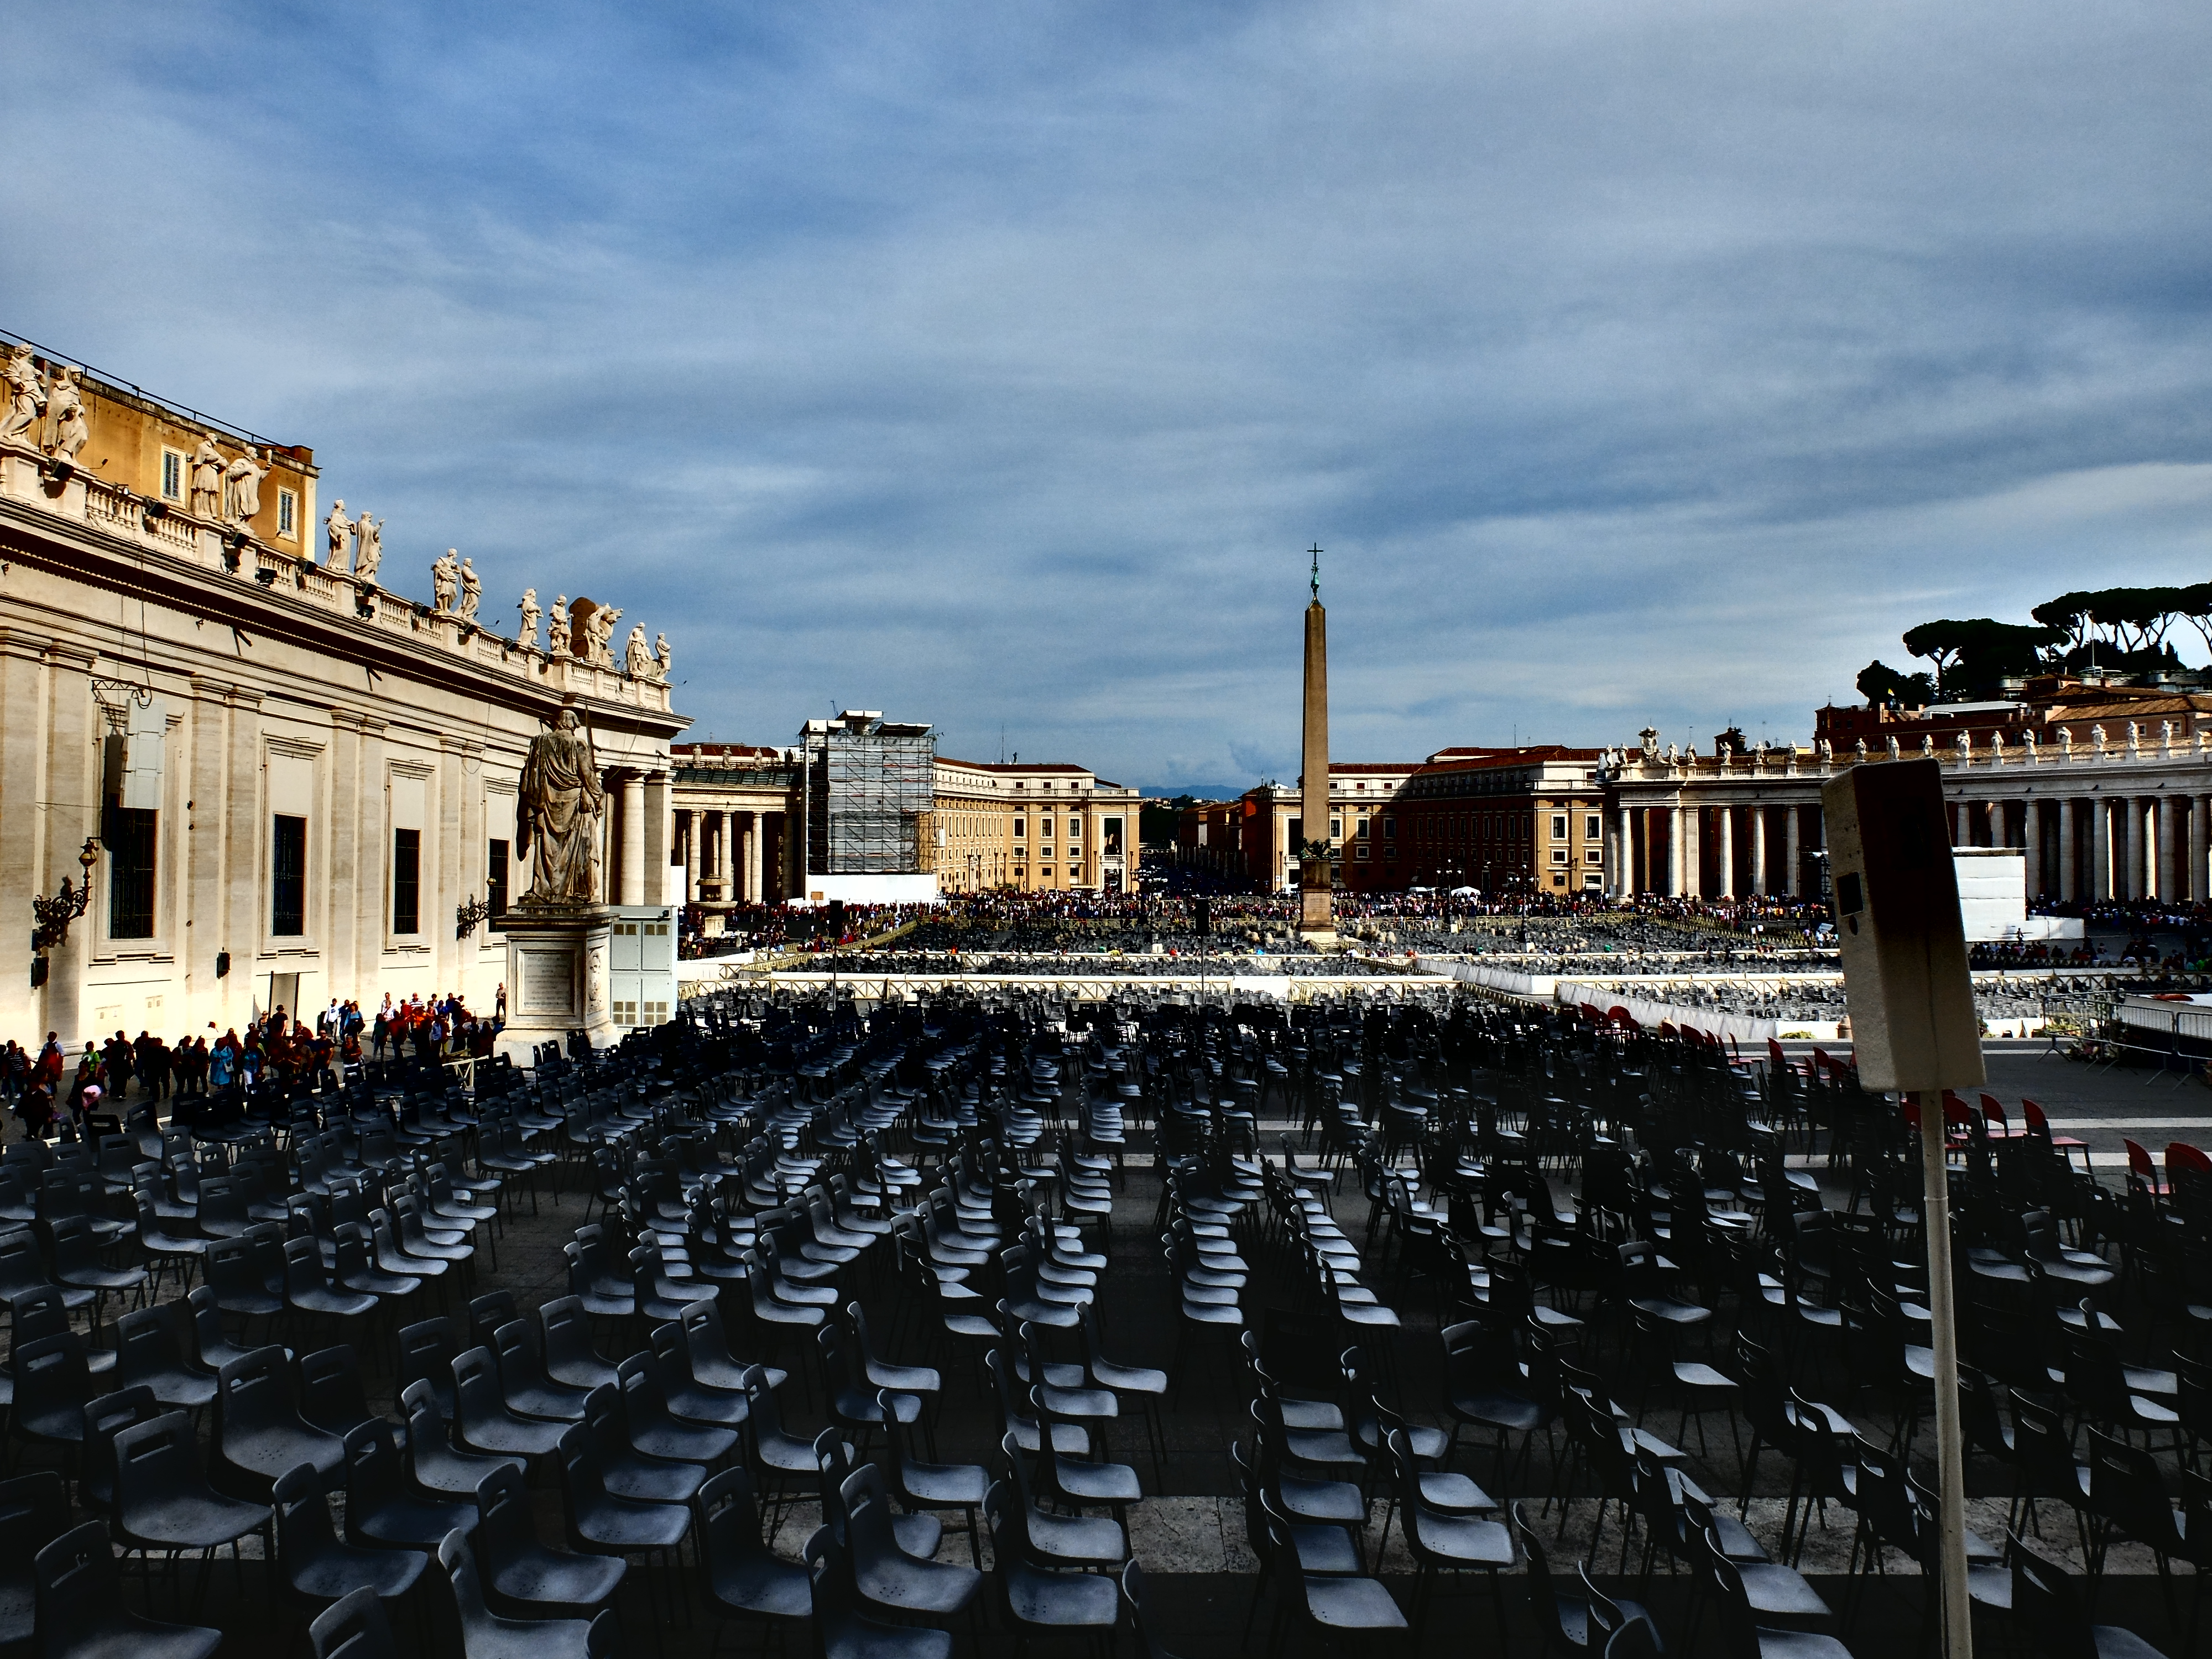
top-left (6, 0), bottom-right (2211, 781)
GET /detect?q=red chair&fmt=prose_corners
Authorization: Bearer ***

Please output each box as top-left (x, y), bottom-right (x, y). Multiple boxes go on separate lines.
top-left (2125, 1139), bottom-right (2172, 1198)
top-left (2020, 1100), bottom-right (2089, 1171)
top-left (2166, 1142), bottom-right (2212, 1191)
top-left (1978, 1094), bottom-right (2027, 1141)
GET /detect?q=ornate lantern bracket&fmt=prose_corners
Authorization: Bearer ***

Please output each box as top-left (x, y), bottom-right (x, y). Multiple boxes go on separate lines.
top-left (456, 894), bottom-right (492, 940)
top-left (32, 838), bottom-right (100, 954)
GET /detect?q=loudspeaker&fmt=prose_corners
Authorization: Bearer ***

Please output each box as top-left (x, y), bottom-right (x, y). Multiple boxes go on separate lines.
top-left (1819, 758), bottom-right (1984, 1093)
top-left (826, 900), bottom-right (847, 937)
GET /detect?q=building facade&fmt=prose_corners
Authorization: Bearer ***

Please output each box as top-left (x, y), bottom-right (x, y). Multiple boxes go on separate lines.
top-left (670, 743), bottom-right (798, 925)
top-left (1600, 688), bottom-right (2212, 901)
top-left (933, 759), bottom-right (1140, 894)
top-left (0, 333), bottom-right (685, 1046)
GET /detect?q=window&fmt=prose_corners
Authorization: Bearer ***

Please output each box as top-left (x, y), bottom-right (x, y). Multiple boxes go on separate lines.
top-left (1586, 813), bottom-right (1603, 842)
top-left (1355, 843), bottom-right (1370, 859)
top-left (392, 828), bottom-right (420, 934)
top-left (1551, 848), bottom-right (1569, 866)
top-left (160, 449), bottom-right (184, 502)
top-left (1551, 813), bottom-right (1568, 842)
top-left (1552, 873), bottom-right (1567, 888)
top-left (1013, 818), bottom-right (1025, 839)
top-left (1067, 818), bottom-right (1079, 841)
top-left (272, 815), bottom-right (306, 936)
top-left (106, 807), bottom-right (157, 939)
top-left (1041, 817), bottom-right (1053, 841)
top-left (1383, 816), bottom-right (1395, 839)
top-left (277, 489), bottom-right (296, 538)
top-left (1102, 816), bottom-right (1123, 855)
top-left (487, 838), bottom-right (510, 920)
top-left (1585, 848), bottom-right (1603, 865)
top-left (1356, 817), bottom-right (1369, 839)
top-left (1329, 818), bottom-right (1341, 840)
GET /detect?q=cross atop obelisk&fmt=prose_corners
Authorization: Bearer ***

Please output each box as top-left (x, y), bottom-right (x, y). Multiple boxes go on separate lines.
top-left (1298, 545), bottom-right (1335, 940)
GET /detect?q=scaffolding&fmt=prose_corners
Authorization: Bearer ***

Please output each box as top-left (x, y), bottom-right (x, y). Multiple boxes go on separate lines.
top-left (801, 711), bottom-right (936, 875)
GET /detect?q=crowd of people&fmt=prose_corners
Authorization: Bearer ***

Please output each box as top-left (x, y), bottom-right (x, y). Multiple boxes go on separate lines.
top-left (2, 988), bottom-right (505, 1144)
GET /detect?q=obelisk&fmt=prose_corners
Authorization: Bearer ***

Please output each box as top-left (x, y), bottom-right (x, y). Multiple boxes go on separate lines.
top-left (1298, 547), bottom-right (1335, 939)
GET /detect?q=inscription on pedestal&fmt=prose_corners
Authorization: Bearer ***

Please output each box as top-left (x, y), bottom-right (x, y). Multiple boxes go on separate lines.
top-left (519, 947), bottom-right (577, 1015)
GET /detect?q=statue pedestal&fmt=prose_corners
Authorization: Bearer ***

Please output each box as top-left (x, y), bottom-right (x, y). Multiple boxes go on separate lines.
top-left (1297, 881), bottom-right (1336, 943)
top-left (496, 905), bottom-right (619, 1064)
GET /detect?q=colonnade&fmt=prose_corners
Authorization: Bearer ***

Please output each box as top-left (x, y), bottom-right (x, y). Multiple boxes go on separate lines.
top-left (1605, 785), bottom-right (2212, 901)
top-left (678, 807), bottom-right (770, 906)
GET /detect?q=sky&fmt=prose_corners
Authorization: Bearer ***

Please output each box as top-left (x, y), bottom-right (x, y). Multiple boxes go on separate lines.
top-left (7, 2), bottom-right (2212, 796)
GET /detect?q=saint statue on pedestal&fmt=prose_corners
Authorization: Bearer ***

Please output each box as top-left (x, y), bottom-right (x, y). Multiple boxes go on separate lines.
top-left (518, 703), bottom-right (603, 906)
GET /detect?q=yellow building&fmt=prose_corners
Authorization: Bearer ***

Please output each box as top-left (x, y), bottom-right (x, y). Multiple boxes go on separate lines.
top-left (933, 759), bottom-right (1139, 894)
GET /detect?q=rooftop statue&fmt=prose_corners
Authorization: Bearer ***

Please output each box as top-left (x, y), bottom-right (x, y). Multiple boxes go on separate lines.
top-left (222, 446), bottom-right (270, 525)
top-left (457, 556), bottom-right (482, 621)
top-left (0, 346), bottom-right (41, 445)
top-left (431, 550), bottom-right (460, 613)
top-left (325, 500), bottom-right (353, 571)
top-left (44, 368), bottom-right (87, 470)
top-left (189, 437), bottom-right (223, 519)
top-left (653, 634), bottom-right (671, 682)
top-left (518, 703), bottom-right (603, 906)
top-left (518, 588), bottom-right (541, 651)
top-left (353, 514), bottom-right (382, 584)
top-left (625, 623), bottom-right (653, 677)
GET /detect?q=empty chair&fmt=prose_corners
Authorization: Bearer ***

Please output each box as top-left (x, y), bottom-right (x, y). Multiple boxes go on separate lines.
top-left (334, 1221), bottom-right (420, 1301)
top-left (540, 1294), bottom-right (619, 1391)
top-left (883, 1387), bottom-right (989, 1567)
top-left (111, 1410), bottom-right (272, 1604)
top-left (48, 1213), bottom-right (148, 1323)
top-left (114, 1302), bottom-right (218, 1413)
top-left (401, 1377), bottom-right (524, 1501)
top-left (553, 1422), bottom-right (690, 1620)
top-left (987, 1477), bottom-right (1119, 1644)
top-left (397, 1316), bottom-right (462, 1422)
top-left (838, 1459), bottom-right (983, 1626)
top-left (615, 1350), bottom-right (739, 1465)
top-left (455, 1344), bottom-right (568, 1462)
top-left (0, 1471), bottom-right (71, 1648)
top-left (34, 1519), bottom-right (223, 1659)
top-left (579, 1381), bottom-right (706, 1505)
top-left (678, 1297), bottom-right (787, 1393)
top-left (187, 1282), bottom-right (262, 1374)
top-left (216, 1344), bottom-right (348, 1497)
top-left (11, 1331), bottom-right (95, 1480)
top-left (645, 1324), bottom-right (751, 1430)
top-left (207, 1234), bottom-right (284, 1324)
top-left (78, 1384), bottom-right (164, 1512)
top-left (474, 1460), bottom-right (626, 1620)
top-left (308, 1586), bottom-right (404, 1659)
top-left (299, 1344), bottom-right (384, 1442)
top-left (274, 1459), bottom-right (429, 1616)
top-left (2011, 1534), bottom-right (2166, 1659)
top-left (493, 1318), bottom-right (593, 1422)
top-left (345, 1417), bottom-right (478, 1550)
top-left (437, 1527), bottom-right (621, 1659)
top-left (697, 1464), bottom-right (811, 1647)
top-left (1000, 1428), bottom-right (1126, 1570)
top-left (804, 1521), bottom-right (953, 1659)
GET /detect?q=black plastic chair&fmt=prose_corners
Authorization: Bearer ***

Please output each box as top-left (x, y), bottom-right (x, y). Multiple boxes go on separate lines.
top-left (437, 1526), bottom-right (622, 1659)
top-left (275, 1459), bottom-right (429, 1615)
top-left (215, 1343), bottom-right (348, 1498)
top-left (208, 1233), bottom-right (284, 1325)
top-left (11, 1331), bottom-right (94, 1484)
top-left (34, 1518), bottom-right (222, 1659)
top-left (78, 1384), bottom-right (163, 1511)
top-left (579, 1381), bottom-right (705, 1505)
top-left (615, 1350), bottom-right (739, 1465)
top-left (115, 1302), bottom-right (218, 1413)
top-left (696, 1464), bottom-right (811, 1647)
top-left (983, 1477), bottom-right (1118, 1644)
top-left (111, 1409), bottom-right (273, 1609)
top-left (804, 1521), bottom-right (952, 1659)
top-left (345, 1417), bottom-right (479, 1550)
top-left (493, 1318), bottom-right (593, 1423)
top-left (308, 1584), bottom-right (402, 1659)
top-left (999, 1427), bottom-right (1126, 1569)
top-left (187, 1282), bottom-right (262, 1374)
top-left (1253, 1485), bottom-right (1409, 1652)
top-left (678, 1297), bottom-right (787, 1392)
top-left (299, 1344), bottom-right (383, 1441)
top-left (554, 1421), bottom-right (691, 1629)
top-left (1388, 1426), bottom-right (1514, 1644)
top-left (455, 1344), bottom-right (568, 1463)
top-left (397, 1316), bottom-right (461, 1422)
top-left (645, 1324), bottom-right (752, 1430)
top-left (0, 1470), bottom-right (70, 1647)
top-left (2010, 1532), bottom-right (2166, 1659)
top-left (476, 1459), bottom-right (627, 1620)
top-left (540, 1294), bottom-right (620, 1391)
top-left (401, 1376), bottom-right (525, 1501)
top-left (883, 1387), bottom-right (988, 1567)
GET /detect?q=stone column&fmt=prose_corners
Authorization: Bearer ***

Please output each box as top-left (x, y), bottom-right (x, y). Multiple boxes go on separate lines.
top-left (644, 770), bottom-right (671, 906)
top-left (0, 633), bottom-right (46, 1043)
top-left (618, 771), bottom-right (646, 905)
top-left (1615, 806), bottom-right (1632, 897)
top-left (39, 645), bottom-right (96, 1046)
top-left (1716, 805), bottom-right (1735, 898)
top-left (222, 684), bottom-right (264, 1030)
top-left (744, 812), bottom-right (763, 904)
top-left (1954, 800), bottom-right (1969, 846)
top-left (2158, 795), bottom-right (2177, 900)
top-left (2091, 797), bottom-right (2112, 900)
top-left (1784, 803), bottom-right (1802, 896)
top-left (2120, 797), bottom-right (2140, 900)
top-left (681, 811), bottom-right (700, 902)
top-left (2198, 796), bottom-right (2212, 902)
top-left (1668, 806), bottom-right (1685, 895)
top-left (2058, 798), bottom-right (2077, 900)
top-left (1682, 805), bottom-right (1703, 898)
top-left (1750, 804), bottom-right (1767, 895)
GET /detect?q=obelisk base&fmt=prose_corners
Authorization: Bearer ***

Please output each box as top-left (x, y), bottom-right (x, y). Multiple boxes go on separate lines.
top-left (496, 904), bottom-right (620, 1065)
top-left (1298, 883), bottom-right (1337, 943)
